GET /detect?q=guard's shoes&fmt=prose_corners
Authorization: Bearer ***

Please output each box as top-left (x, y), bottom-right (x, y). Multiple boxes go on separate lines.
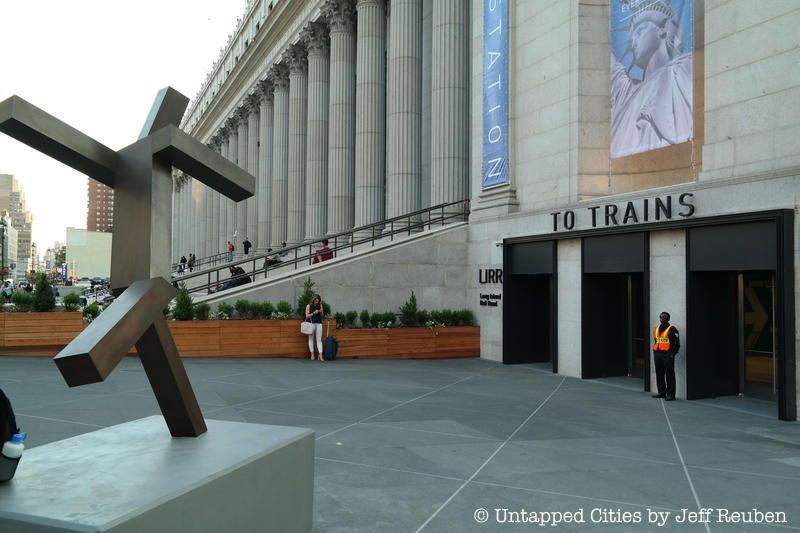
top-left (665, 396), bottom-right (675, 401)
top-left (652, 394), bottom-right (665, 398)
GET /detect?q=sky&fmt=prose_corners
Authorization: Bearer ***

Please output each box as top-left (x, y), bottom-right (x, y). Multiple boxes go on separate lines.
top-left (0, 0), bottom-right (247, 256)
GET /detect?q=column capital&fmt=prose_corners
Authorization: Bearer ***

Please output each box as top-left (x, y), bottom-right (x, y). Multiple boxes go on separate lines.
top-left (283, 44), bottom-right (307, 75)
top-left (257, 78), bottom-right (274, 102)
top-left (224, 114), bottom-right (240, 132)
top-left (217, 125), bottom-right (230, 139)
top-left (324, 0), bottom-right (356, 33)
top-left (356, 0), bottom-right (384, 7)
top-left (302, 21), bottom-right (330, 56)
top-left (245, 92), bottom-right (262, 113)
top-left (207, 135), bottom-right (222, 150)
top-left (268, 63), bottom-right (290, 89)
top-left (235, 105), bottom-right (250, 123)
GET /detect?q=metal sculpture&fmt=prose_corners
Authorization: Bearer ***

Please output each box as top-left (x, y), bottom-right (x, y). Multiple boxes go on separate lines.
top-left (0, 89), bottom-right (255, 436)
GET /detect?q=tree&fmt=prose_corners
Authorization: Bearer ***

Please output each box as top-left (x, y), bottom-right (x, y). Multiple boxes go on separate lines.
top-left (55, 246), bottom-right (66, 266)
top-left (32, 272), bottom-right (56, 312)
top-left (171, 283), bottom-right (194, 321)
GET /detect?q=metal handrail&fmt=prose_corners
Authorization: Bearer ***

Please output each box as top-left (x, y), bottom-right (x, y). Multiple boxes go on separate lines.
top-left (177, 198), bottom-right (470, 297)
top-left (171, 251), bottom-right (228, 274)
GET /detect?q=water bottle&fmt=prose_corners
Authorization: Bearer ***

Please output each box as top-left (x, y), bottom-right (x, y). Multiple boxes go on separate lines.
top-left (0, 431), bottom-right (26, 482)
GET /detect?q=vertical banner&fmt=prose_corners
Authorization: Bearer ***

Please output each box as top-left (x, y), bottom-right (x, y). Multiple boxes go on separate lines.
top-left (482, 0), bottom-right (509, 189)
top-left (611, 0), bottom-right (693, 159)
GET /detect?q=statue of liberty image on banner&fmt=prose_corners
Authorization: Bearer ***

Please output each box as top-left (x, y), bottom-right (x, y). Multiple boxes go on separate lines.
top-left (610, 0), bottom-right (693, 159)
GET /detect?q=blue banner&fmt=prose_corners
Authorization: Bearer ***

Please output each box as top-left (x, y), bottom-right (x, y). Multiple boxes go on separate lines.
top-left (482, 0), bottom-right (508, 189)
top-left (61, 263), bottom-right (67, 281)
top-left (610, 0), bottom-right (694, 158)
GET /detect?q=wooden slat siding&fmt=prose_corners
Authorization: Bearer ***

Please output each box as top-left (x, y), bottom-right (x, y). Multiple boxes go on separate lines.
top-left (0, 316), bottom-right (478, 359)
top-left (0, 312), bottom-right (82, 356)
top-left (168, 321), bottom-right (221, 357)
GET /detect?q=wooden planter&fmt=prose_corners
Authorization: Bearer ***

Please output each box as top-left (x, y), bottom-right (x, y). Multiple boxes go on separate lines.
top-left (0, 312), bottom-right (84, 355)
top-left (0, 315), bottom-right (480, 360)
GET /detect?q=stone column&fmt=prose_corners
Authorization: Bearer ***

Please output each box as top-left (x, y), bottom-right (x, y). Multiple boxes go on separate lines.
top-left (225, 116), bottom-right (240, 253)
top-left (430, 0), bottom-right (468, 215)
top-left (286, 45), bottom-right (308, 245)
top-left (196, 175), bottom-right (207, 259)
top-left (235, 107), bottom-right (249, 254)
top-left (386, 0), bottom-right (422, 226)
top-left (208, 135), bottom-right (223, 258)
top-left (257, 80), bottom-right (274, 254)
top-left (219, 134), bottom-right (231, 253)
top-left (303, 21), bottom-right (331, 242)
top-left (245, 93), bottom-right (260, 250)
top-left (325, 0), bottom-right (357, 236)
top-left (421, 0), bottom-right (433, 213)
top-left (354, 0), bottom-right (388, 235)
top-left (270, 64), bottom-right (290, 248)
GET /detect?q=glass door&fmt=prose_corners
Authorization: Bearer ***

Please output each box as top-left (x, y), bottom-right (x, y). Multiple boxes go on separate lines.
top-left (741, 272), bottom-right (776, 401)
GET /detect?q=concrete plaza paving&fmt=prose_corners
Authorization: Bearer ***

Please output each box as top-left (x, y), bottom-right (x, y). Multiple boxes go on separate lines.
top-left (1, 356), bottom-right (799, 532)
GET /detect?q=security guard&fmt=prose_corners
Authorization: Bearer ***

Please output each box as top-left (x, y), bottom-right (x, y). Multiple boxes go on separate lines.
top-left (653, 312), bottom-right (680, 401)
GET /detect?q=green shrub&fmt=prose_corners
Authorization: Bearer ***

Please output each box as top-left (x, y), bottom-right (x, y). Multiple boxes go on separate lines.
top-left (11, 291), bottom-right (32, 311)
top-left (345, 310), bottom-right (358, 326)
top-left (63, 292), bottom-right (81, 311)
top-left (234, 299), bottom-right (254, 319)
top-left (276, 300), bottom-right (292, 315)
top-left (296, 277), bottom-right (315, 317)
top-left (453, 309), bottom-right (475, 326)
top-left (193, 302), bottom-right (211, 320)
top-left (83, 303), bottom-right (101, 320)
top-left (322, 301), bottom-right (331, 316)
top-left (399, 291), bottom-right (419, 326)
top-left (416, 309), bottom-right (430, 325)
top-left (217, 302), bottom-right (234, 319)
top-left (372, 312), bottom-right (396, 327)
top-left (359, 309), bottom-right (371, 328)
top-left (334, 312), bottom-right (346, 326)
top-left (256, 301), bottom-right (275, 319)
top-left (171, 283), bottom-right (194, 321)
top-left (32, 273), bottom-right (56, 312)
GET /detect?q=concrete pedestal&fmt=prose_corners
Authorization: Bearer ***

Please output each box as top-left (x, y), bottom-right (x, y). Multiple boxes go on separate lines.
top-left (0, 416), bottom-right (314, 533)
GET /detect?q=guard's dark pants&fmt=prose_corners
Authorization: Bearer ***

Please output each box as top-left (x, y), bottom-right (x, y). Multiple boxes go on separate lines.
top-left (654, 352), bottom-right (676, 398)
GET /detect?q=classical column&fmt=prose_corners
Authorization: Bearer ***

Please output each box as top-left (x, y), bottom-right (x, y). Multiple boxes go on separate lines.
top-left (303, 21), bottom-right (330, 242)
top-left (430, 0), bottom-right (468, 215)
top-left (245, 94), bottom-right (260, 250)
top-left (196, 175), bottom-right (207, 260)
top-left (257, 80), bottom-right (274, 254)
top-left (219, 134), bottom-right (231, 253)
top-left (225, 116), bottom-right (240, 252)
top-left (421, 0), bottom-right (433, 212)
top-left (386, 0), bottom-right (422, 226)
top-left (286, 45), bottom-right (308, 245)
top-left (325, 0), bottom-right (357, 236)
top-left (270, 64), bottom-right (290, 248)
top-left (235, 107), bottom-right (249, 254)
top-left (354, 0), bottom-right (387, 235)
top-left (208, 135), bottom-right (222, 258)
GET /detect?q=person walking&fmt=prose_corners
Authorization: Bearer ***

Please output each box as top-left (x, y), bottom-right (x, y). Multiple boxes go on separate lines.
top-left (188, 253), bottom-right (196, 272)
top-left (243, 237), bottom-right (252, 256)
top-left (227, 241), bottom-right (234, 262)
top-left (305, 294), bottom-right (325, 361)
top-left (653, 311), bottom-right (680, 401)
top-left (179, 255), bottom-right (187, 274)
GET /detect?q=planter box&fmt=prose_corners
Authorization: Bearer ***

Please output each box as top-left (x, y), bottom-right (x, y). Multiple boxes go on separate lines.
top-left (0, 315), bottom-right (480, 360)
top-left (0, 312), bottom-right (85, 355)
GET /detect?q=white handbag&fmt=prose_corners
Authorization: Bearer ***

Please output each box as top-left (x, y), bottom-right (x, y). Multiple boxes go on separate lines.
top-left (300, 320), bottom-right (314, 335)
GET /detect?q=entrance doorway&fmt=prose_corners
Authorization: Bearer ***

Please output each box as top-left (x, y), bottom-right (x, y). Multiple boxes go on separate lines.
top-left (687, 270), bottom-right (776, 401)
top-left (582, 273), bottom-right (646, 379)
top-left (581, 232), bottom-right (649, 385)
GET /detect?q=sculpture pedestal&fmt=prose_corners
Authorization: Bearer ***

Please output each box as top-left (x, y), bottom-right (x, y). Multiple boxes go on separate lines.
top-left (0, 416), bottom-right (314, 533)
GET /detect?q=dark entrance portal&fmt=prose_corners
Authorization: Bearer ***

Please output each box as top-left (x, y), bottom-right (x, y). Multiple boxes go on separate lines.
top-left (581, 233), bottom-right (649, 387)
top-left (504, 241), bottom-right (556, 367)
top-left (582, 273), bottom-right (646, 379)
top-left (687, 270), bottom-right (776, 401)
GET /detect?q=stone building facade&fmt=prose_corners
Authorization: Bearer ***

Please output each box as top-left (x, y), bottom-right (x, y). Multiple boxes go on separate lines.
top-left (174, 0), bottom-right (800, 420)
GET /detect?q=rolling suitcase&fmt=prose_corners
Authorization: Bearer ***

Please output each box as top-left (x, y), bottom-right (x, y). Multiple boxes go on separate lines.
top-left (323, 321), bottom-right (338, 361)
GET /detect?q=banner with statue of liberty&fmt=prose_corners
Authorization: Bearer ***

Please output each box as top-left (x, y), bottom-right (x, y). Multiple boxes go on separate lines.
top-left (611, 0), bottom-right (694, 159)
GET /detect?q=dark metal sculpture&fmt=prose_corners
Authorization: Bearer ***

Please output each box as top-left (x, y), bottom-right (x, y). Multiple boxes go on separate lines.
top-left (0, 89), bottom-right (255, 437)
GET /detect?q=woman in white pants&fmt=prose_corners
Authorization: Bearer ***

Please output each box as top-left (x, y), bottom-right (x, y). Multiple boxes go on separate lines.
top-left (305, 294), bottom-right (324, 361)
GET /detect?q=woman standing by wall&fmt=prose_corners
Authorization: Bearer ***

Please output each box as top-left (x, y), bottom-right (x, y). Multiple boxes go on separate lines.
top-left (305, 294), bottom-right (324, 361)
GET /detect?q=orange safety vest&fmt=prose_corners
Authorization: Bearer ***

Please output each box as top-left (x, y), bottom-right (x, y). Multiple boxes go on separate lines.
top-left (653, 325), bottom-right (673, 351)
